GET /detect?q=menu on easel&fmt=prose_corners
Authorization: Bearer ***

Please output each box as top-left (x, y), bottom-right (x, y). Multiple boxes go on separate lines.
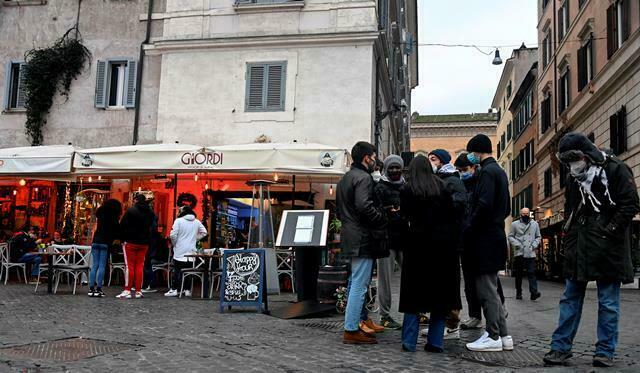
top-left (219, 249), bottom-right (265, 313)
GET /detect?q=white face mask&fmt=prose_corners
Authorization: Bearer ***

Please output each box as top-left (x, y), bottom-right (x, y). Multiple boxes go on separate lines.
top-left (431, 164), bottom-right (439, 173)
top-left (372, 171), bottom-right (382, 182)
top-left (569, 160), bottom-right (588, 176)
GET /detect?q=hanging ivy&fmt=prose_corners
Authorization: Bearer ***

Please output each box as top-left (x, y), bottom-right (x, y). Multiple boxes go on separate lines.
top-left (23, 27), bottom-right (91, 146)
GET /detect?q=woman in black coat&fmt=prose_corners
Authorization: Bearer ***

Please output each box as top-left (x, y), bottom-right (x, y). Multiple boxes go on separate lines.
top-left (399, 155), bottom-right (462, 353)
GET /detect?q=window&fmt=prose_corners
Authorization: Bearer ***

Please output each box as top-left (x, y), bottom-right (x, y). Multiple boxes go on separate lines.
top-left (514, 89), bottom-right (534, 137)
top-left (506, 81), bottom-right (512, 98)
top-left (558, 69), bottom-right (570, 114)
top-left (579, 0), bottom-right (586, 8)
top-left (558, 1), bottom-right (570, 41)
top-left (542, 32), bottom-right (552, 68)
top-left (501, 133), bottom-right (506, 151)
top-left (610, 106), bottom-right (627, 155)
top-left (544, 168), bottom-right (553, 198)
top-left (236, 0), bottom-right (301, 4)
top-left (541, 94), bottom-right (552, 134)
top-left (607, 0), bottom-right (630, 58)
top-left (378, 0), bottom-right (388, 30)
top-left (245, 62), bottom-right (286, 112)
top-left (507, 121), bottom-right (513, 141)
top-left (543, 0), bottom-right (550, 9)
top-left (2, 61), bottom-right (26, 111)
top-left (497, 142), bottom-right (501, 159)
top-left (559, 163), bottom-right (568, 189)
top-left (95, 59), bottom-right (137, 109)
top-left (512, 184), bottom-right (534, 217)
top-left (578, 35), bottom-right (594, 92)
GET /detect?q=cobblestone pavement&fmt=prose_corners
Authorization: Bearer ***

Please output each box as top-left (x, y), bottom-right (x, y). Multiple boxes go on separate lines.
top-left (0, 275), bottom-right (639, 372)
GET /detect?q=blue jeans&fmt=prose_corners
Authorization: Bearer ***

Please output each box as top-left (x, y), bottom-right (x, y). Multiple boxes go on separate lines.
top-left (401, 312), bottom-right (445, 351)
top-left (18, 253), bottom-right (42, 276)
top-left (344, 257), bottom-right (373, 331)
top-left (551, 279), bottom-right (621, 358)
top-left (89, 244), bottom-right (109, 289)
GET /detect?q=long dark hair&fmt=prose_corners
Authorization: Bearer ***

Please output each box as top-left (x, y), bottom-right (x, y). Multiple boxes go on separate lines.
top-left (102, 199), bottom-right (122, 219)
top-left (408, 155), bottom-right (444, 199)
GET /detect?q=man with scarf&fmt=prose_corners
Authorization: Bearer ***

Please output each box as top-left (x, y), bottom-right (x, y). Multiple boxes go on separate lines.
top-left (428, 149), bottom-right (465, 340)
top-left (508, 207), bottom-right (542, 301)
top-left (544, 133), bottom-right (639, 368)
top-left (374, 155), bottom-right (407, 330)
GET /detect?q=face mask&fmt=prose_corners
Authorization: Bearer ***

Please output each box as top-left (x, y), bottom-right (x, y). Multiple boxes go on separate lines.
top-left (388, 170), bottom-right (403, 181)
top-left (372, 171), bottom-right (382, 182)
top-left (520, 216), bottom-right (530, 224)
top-left (467, 153), bottom-right (480, 165)
top-left (568, 160), bottom-right (587, 177)
top-left (431, 164), bottom-right (439, 173)
top-left (460, 171), bottom-right (473, 180)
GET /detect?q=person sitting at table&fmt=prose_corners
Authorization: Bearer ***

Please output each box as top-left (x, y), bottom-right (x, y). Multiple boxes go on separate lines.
top-left (9, 225), bottom-right (41, 282)
top-left (165, 206), bottom-right (207, 297)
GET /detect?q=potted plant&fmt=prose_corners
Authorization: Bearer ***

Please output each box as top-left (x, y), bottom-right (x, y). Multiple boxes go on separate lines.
top-left (329, 217), bottom-right (342, 242)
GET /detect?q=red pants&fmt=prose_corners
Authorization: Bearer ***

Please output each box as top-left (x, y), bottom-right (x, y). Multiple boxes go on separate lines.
top-left (123, 243), bottom-right (148, 292)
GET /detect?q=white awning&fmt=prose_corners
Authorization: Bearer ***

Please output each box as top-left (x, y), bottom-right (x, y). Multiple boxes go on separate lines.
top-left (0, 145), bottom-right (76, 174)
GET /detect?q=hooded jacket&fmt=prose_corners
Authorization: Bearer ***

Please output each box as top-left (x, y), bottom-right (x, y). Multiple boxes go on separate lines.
top-left (120, 201), bottom-right (155, 245)
top-left (170, 214), bottom-right (208, 262)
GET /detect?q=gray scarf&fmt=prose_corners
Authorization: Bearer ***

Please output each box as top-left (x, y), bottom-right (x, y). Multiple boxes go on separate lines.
top-left (574, 152), bottom-right (615, 212)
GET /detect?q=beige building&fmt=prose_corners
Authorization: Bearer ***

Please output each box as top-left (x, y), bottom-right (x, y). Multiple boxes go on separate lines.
top-left (410, 113), bottom-right (497, 158)
top-left (536, 0), bottom-right (640, 278)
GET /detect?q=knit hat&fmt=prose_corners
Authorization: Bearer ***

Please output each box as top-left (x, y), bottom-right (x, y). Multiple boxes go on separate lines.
top-left (454, 152), bottom-right (473, 168)
top-left (466, 134), bottom-right (493, 154)
top-left (383, 154), bottom-right (404, 171)
top-left (557, 132), bottom-right (605, 164)
top-left (428, 149), bottom-right (451, 165)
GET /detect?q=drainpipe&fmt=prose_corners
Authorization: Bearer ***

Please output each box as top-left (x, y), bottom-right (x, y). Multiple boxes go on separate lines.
top-left (132, 0), bottom-right (154, 145)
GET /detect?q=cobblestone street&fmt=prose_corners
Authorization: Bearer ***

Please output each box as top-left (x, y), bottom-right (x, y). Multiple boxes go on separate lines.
top-left (0, 276), bottom-right (639, 372)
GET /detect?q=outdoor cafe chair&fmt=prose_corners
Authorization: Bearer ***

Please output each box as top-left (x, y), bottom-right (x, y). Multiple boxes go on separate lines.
top-left (1, 242), bottom-right (27, 285)
top-left (108, 252), bottom-right (126, 287)
top-left (276, 247), bottom-right (295, 294)
top-left (34, 245), bottom-right (74, 293)
top-left (179, 254), bottom-right (210, 299)
top-left (152, 247), bottom-right (172, 289)
top-left (54, 245), bottom-right (91, 295)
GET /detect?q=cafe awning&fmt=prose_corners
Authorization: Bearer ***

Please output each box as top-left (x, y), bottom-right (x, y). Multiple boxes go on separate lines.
top-left (73, 142), bottom-right (349, 175)
top-left (0, 145), bottom-right (76, 175)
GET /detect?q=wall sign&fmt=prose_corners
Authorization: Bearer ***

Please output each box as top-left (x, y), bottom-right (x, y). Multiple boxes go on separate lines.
top-left (219, 249), bottom-right (265, 313)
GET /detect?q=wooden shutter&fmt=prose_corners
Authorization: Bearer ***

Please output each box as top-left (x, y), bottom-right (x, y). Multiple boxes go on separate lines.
top-left (265, 63), bottom-right (285, 110)
top-left (542, 36), bottom-right (548, 67)
top-left (621, 0), bottom-right (630, 42)
top-left (558, 8), bottom-right (564, 40)
top-left (619, 106), bottom-right (627, 153)
top-left (124, 59), bottom-right (137, 108)
top-left (610, 112), bottom-right (619, 154)
top-left (14, 63), bottom-right (27, 109)
top-left (577, 44), bottom-right (587, 91)
top-left (2, 62), bottom-right (11, 111)
top-left (95, 60), bottom-right (107, 108)
top-left (246, 64), bottom-right (265, 111)
top-left (606, 4), bottom-right (617, 58)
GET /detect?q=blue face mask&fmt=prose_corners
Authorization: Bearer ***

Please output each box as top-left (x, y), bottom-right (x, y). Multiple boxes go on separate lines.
top-left (467, 153), bottom-right (480, 165)
top-left (460, 171), bottom-right (473, 180)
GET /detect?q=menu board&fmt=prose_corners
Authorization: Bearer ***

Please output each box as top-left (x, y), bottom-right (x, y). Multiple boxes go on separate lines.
top-left (219, 249), bottom-right (265, 313)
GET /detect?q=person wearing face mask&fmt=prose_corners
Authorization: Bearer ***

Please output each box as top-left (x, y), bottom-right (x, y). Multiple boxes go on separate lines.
top-left (374, 155), bottom-right (407, 330)
top-left (463, 134), bottom-right (513, 353)
top-left (372, 159), bottom-right (384, 183)
top-left (543, 132), bottom-right (639, 368)
top-left (337, 141), bottom-right (388, 344)
top-left (508, 207), bottom-right (541, 301)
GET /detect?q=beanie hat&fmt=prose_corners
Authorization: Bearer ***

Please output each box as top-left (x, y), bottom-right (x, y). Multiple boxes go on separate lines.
top-left (454, 152), bottom-right (473, 168)
top-left (428, 149), bottom-right (451, 165)
top-left (466, 134), bottom-right (493, 154)
top-left (383, 154), bottom-right (404, 171)
top-left (557, 132), bottom-right (605, 164)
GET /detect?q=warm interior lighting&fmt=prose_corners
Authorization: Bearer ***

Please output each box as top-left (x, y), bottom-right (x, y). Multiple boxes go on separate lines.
top-left (34, 187), bottom-right (39, 193)
top-left (329, 185), bottom-right (334, 196)
top-left (12, 190), bottom-right (17, 195)
top-left (88, 176), bottom-right (93, 182)
top-left (19, 179), bottom-right (26, 186)
top-left (205, 183), bottom-right (209, 190)
top-left (274, 173), bottom-right (279, 182)
top-left (98, 176), bottom-right (102, 181)
top-left (194, 174), bottom-right (199, 181)
top-left (138, 186), bottom-right (142, 192)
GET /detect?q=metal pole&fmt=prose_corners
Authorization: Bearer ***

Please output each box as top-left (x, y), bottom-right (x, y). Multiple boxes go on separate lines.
top-left (173, 173), bottom-right (178, 219)
top-left (258, 184), bottom-right (264, 248)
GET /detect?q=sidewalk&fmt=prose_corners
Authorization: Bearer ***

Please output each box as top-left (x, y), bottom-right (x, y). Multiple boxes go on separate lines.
top-left (0, 275), bottom-right (638, 372)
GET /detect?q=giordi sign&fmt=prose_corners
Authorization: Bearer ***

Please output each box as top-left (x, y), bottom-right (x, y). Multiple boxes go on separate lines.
top-left (181, 151), bottom-right (224, 167)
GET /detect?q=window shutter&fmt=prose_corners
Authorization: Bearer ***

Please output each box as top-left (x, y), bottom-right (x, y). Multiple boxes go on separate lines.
top-left (246, 64), bottom-right (265, 111)
top-left (95, 60), bottom-right (107, 108)
top-left (621, 0), bottom-right (630, 42)
top-left (619, 106), bottom-right (627, 153)
top-left (557, 8), bottom-right (564, 40)
top-left (577, 44), bottom-right (587, 91)
top-left (565, 0), bottom-right (570, 30)
top-left (15, 63), bottom-right (27, 108)
top-left (610, 112), bottom-right (619, 154)
top-left (3, 62), bottom-right (11, 111)
top-left (606, 4), bottom-right (616, 58)
top-left (124, 59), bottom-right (137, 109)
top-left (265, 63), bottom-right (285, 110)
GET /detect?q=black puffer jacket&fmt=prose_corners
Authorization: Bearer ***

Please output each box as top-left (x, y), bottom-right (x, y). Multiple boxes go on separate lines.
top-left (336, 163), bottom-right (388, 259)
top-left (120, 202), bottom-right (155, 245)
top-left (374, 179), bottom-right (407, 251)
top-left (92, 205), bottom-right (121, 246)
top-left (562, 155), bottom-right (639, 283)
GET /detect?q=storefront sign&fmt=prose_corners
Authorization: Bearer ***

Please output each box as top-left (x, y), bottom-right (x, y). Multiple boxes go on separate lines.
top-left (219, 249), bottom-right (265, 313)
top-left (180, 152), bottom-right (223, 167)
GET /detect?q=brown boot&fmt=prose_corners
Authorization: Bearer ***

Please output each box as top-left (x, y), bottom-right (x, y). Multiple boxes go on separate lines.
top-left (363, 318), bottom-right (385, 333)
top-left (359, 320), bottom-right (376, 334)
top-left (343, 330), bottom-right (377, 344)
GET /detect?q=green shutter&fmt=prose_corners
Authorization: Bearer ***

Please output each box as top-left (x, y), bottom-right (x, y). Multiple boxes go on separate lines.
top-left (124, 59), bottom-right (137, 108)
top-left (15, 63), bottom-right (27, 109)
top-left (95, 60), bottom-right (107, 108)
top-left (246, 63), bottom-right (265, 111)
top-left (3, 62), bottom-right (11, 111)
top-left (265, 63), bottom-right (285, 110)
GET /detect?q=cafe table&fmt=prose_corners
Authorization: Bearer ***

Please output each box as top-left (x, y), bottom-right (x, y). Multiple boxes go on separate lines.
top-left (183, 252), bottom-right (222, 299)
top-left (29, 249), bottom-right (73, 294)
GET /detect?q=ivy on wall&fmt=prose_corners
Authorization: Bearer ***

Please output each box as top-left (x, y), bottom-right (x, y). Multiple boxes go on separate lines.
top-left (23, 27), bottom-right (91, 146)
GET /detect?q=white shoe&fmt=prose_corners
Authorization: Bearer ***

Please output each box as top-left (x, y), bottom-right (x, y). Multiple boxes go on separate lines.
top-left (461, 317), bottom-right (484, 329)
top-left (141, 286), bottom-right (157, 293)
top-left (420, 327), bottom-right (429, 337)
top-left (116, 290), bottom-right (131, 299)
top-left (183, 290), bottom-right (192, 297)
top-left (466, 334), bottom-right (503, 352)
top-left (502, 335), bottom-right (514, 351)
top-left (444, 328), bottom-right (460, 340)
top-left (164, 289), bottom-right (178, 297)
top-left (135, 291), bottom-right (143, 299)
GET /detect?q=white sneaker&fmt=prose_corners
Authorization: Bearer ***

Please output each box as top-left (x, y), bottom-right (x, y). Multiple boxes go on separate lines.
top-left (135, 291), bottom-right (143, 299)
top-left (502, 335), bottom-right (514, 351)
top-left (444, 328), bottom-right (460, 340)
top-left (164, 289), bottom-right (178, 297)
top-left (461, 318), bottom-right (484, 329)
top-left (116, 290), bottom-right (131, 299)
top-left (141, 286), bottom-right (157, 293)
top-left (183, 290), bottom-right (192, 297)
top-left (466, 333), bottom-right (503, 352)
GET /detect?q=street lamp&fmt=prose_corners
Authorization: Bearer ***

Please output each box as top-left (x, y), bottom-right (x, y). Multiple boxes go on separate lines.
top-left (492, 49), bottom-right (503, 65)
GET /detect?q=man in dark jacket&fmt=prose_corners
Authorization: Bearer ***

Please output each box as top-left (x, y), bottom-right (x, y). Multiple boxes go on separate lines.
top-left (9, 226), bottom-right (40, 280)
top-left (463, 134), bottom-right (513, 352)
top-left (374, 154), bottom-right (406, 330)
top-left (337, 141), bottom-right (388, 344)
top-left (544, 133), bottom-right (640, 368)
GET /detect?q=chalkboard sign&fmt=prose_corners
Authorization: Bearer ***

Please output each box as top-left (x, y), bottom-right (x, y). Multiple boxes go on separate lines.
top-left (219, 249), bottom-right (265, 313)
